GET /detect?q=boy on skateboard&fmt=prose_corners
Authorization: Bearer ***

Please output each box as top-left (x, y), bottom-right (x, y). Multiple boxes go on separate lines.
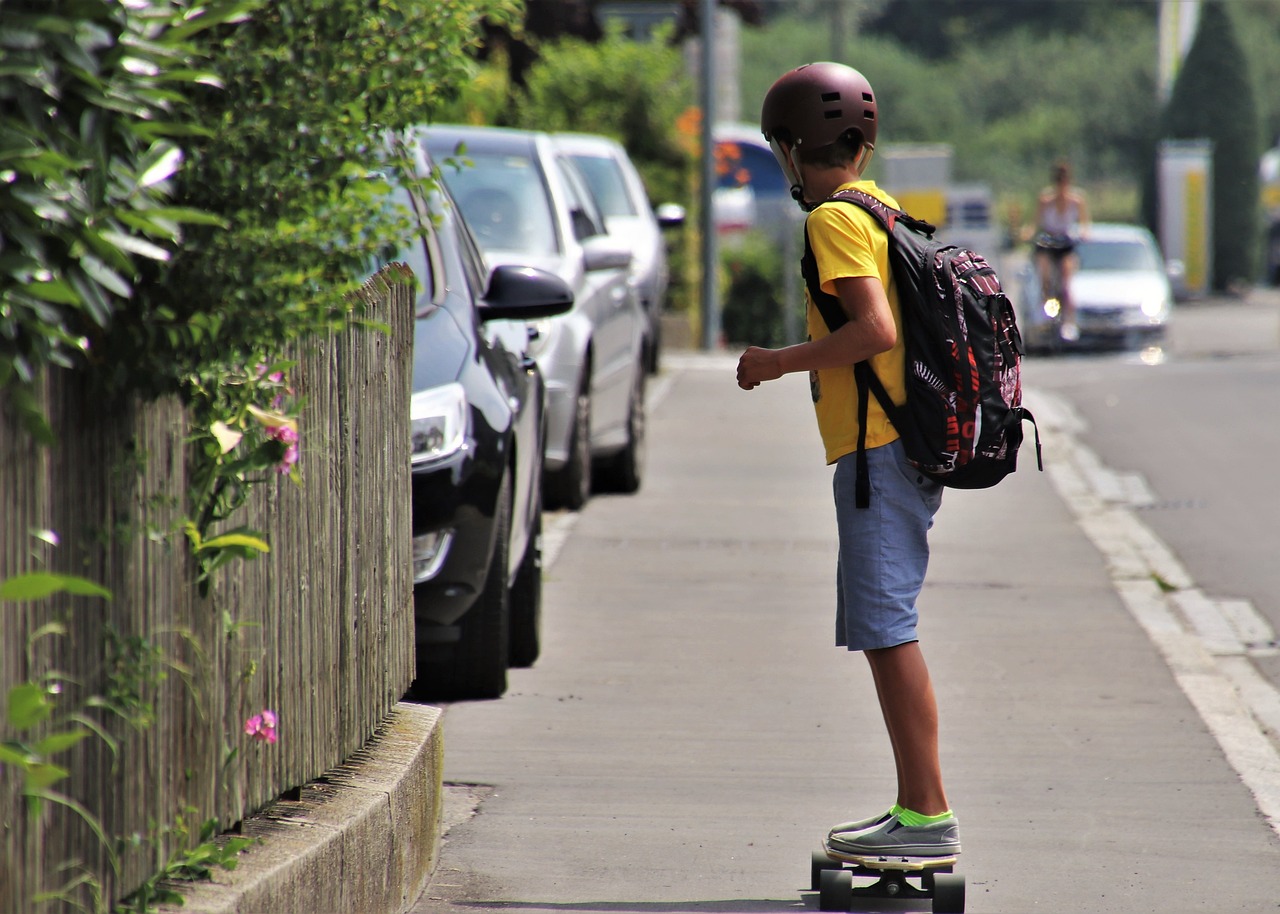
top-left (736, 62), bottom-right (960, 860)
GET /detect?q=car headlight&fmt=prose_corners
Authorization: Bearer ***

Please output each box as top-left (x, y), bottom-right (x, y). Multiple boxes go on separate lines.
top-left (1140, 294), bottom-right (1168, 318)
top-left (410, 382), bottom-right (468, 465)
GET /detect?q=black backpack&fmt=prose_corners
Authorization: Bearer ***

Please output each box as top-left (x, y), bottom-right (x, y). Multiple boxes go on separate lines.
top-left (802, 187), bottom-right (1041, 509)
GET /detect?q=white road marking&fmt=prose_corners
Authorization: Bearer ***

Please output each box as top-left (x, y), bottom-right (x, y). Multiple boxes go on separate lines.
top-left (1031, 386), bottom-right (1280, 839)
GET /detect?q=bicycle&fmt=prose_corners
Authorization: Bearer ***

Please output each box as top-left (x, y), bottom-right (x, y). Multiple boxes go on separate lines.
top-left (1032, 232), bottom-right (1079, 344)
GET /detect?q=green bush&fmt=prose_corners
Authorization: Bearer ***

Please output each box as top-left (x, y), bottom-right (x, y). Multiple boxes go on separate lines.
top-left (2, 0), bottom-right (523, 428)
top-left (0, 0), bottom-right (250, 439)
top-left (720, 232), bottom-right (790, 349)
top-left (102, 0), bottom-right (523, 395)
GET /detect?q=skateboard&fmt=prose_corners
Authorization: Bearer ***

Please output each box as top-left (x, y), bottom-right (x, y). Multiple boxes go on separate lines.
top-left (811, 846), bottom-right (965, 913)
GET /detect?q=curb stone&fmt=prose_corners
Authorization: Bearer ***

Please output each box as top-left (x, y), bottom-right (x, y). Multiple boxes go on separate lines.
top-left (156, 702), bottom-right (443, 914)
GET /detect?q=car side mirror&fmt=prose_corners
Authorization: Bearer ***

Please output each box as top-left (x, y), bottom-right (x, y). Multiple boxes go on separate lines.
top-left (655, 202), bottom-right (686, 229)
top-left (478, 264), bottom-right (574, 321)
top-left (582, 235), bottom-right (633, 273)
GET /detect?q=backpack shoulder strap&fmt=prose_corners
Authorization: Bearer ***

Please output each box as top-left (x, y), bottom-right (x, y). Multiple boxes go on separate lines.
top-left (801, 188), bottom-right (909, 333)
top-left (825, 187), bottom-right (937, 237)
top-left (801, 218), bottom-right (849, 333)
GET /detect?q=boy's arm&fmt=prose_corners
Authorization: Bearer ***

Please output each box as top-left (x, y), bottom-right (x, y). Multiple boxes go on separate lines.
top-left (736, 275), bottom-right (896, 390)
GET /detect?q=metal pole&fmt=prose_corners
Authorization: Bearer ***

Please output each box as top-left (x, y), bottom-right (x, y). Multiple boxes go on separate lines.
top-left (782, 221), bottom-right (800, 345)
top-left (699, 0), bottom-right (719, 350)
top-left (830, 0), bottom-right (847, 63)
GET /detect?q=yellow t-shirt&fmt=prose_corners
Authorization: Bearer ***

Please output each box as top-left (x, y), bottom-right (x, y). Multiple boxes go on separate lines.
top-left (805, 180), bottom-right (908, 465)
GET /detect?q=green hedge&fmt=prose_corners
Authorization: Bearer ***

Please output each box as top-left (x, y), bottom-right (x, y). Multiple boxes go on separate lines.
top-left (1, 0), bottom-right (522, 435)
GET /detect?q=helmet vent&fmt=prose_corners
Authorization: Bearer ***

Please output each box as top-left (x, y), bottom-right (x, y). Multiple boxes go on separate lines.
top-left (821, 92), bottom-right (841, 102)
top-left (824, 110), bottom-right (842, 119)
top-left (863, 92), bottom-right (874, 102)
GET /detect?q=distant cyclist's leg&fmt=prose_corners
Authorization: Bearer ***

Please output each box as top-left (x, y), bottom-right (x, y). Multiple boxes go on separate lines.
top-left (1036, 250), bottom-right (1052, 303)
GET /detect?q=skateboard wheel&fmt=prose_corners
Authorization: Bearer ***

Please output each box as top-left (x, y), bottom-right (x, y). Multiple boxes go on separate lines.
top-left (818, 868), bottom-right (853, 912)
top-left (931, 872), bottom-right (965, 913)
top-left (810, 849), bottom-right (841, 891)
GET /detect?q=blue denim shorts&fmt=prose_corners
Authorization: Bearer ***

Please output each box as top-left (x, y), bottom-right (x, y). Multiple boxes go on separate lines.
top-left (833, 439), bottom-right (943, 651)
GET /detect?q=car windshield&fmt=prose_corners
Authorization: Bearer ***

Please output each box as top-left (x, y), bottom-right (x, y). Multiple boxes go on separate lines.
top-left (569, 154), bottom-right (637, 218)
top-left (1077, 238), bottom-right (1160, 272)
top-left (436, 152), bottom-right (558, 256)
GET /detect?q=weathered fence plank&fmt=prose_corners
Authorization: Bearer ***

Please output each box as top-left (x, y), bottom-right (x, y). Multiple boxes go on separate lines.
top-left (1, 266), bottom-right (414, 911)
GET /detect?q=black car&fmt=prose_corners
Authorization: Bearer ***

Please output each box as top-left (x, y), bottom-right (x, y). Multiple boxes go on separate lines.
top-left (380, 143), bottom-right (573, 700)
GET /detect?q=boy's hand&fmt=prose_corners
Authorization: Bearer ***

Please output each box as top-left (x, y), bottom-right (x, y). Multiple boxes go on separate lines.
top-left (737, 346), bottom-right (782, 390)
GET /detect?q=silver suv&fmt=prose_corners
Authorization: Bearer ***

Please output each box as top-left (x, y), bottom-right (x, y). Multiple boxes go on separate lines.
top-left (419, 125), bottom-right (648, 511)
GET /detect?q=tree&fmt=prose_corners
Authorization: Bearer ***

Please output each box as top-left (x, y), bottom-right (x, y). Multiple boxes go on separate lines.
top-left (1149, 0), bottom-right (1260, 290)
top-left (863, 0), bottom-right (1149, 61)
top-left (511, 25), bottom-right (692, 205)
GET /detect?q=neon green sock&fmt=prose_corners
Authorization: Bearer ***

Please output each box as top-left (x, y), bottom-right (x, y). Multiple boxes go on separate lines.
top-left (889, 803), bottom-right (906, 818)
top-left (896, 807), bottom-right (954, 827)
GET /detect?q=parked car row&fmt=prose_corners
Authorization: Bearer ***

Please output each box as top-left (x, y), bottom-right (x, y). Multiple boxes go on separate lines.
top-left (377, 126), bottom-right (681, 701)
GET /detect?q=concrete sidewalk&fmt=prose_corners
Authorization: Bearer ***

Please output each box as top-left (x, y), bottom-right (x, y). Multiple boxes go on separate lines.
top-left (421, 352), bottom-right (1280, 913)
top-left (164, 342), bottom-right (1280, 913)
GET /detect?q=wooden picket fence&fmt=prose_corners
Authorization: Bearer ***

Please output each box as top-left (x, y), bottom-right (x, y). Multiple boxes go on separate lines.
top-left (0, 266), bottom-right (415, 911)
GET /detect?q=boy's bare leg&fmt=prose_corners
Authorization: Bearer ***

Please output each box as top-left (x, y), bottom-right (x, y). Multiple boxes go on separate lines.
top-left (865, 641), bottom-right (949, 816)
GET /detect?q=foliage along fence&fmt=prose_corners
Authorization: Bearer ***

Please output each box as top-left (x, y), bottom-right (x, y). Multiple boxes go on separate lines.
top-left (0, 266), bottom-right (415, 911)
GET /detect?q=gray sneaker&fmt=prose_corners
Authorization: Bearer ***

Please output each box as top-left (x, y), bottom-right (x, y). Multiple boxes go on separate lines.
top-left (827, 814), bottom-right (961, 858)
top-left (826, 808), bottom-right (895, 840)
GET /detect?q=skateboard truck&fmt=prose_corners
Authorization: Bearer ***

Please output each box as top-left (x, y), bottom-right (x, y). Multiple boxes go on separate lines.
top-left (811, 848), bottom-right (965, 913)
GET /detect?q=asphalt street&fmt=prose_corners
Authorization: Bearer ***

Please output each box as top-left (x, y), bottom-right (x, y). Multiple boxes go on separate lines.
top-left (416, 347), bottom-right (1280, 913)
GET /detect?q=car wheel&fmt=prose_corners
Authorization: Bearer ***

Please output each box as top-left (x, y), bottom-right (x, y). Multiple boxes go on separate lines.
top-left (508, 480), bottom-right (542, 669)
top-left (415, 473), bottom-right (511, 701)
top-left (596, 367), bottom-right (646, 494)
top-left (647, 324), bottom-right (661, 375)
top-left (546, 375), bottom-right (591, 511)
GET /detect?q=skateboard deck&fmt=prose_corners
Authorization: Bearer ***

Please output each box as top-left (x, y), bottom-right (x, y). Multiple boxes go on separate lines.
top-left (823, 846), bottom-right (959, 870)
top-left (811, 847), bottom-right (965, 913)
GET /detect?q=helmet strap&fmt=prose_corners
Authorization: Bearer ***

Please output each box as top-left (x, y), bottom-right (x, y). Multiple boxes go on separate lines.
top-left (770, 138), bottom-right (814, 212)
top-left (853, 142), bottom-right (876, 177)
top-left (790, 183), bottom-right (818, 213)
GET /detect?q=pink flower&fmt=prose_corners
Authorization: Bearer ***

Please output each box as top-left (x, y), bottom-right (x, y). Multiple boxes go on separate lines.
top-left (255, 363), bottom-right (285, 384)
top-left (244, 709), bottom-right (279, 744)
top-left (265, 424), bottom-right (300, 474)
top-left (276, 443), bottom-right (299, 475)
top-left (267, 424), bottom-right (298, 445)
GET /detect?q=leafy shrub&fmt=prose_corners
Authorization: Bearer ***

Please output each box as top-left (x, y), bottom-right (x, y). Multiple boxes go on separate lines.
top-left (0, 0), bottom-right (245, 439)
top-left (1, 0), bottom-right (521, 428)
top-left (99, 0), bottom-right (522, 397)
top-left (720, 232), bottom-right (790, 348)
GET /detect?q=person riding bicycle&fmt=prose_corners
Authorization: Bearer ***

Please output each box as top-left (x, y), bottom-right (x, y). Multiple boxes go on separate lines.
top-left (1033, 160), bottom-right (1089, 342)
